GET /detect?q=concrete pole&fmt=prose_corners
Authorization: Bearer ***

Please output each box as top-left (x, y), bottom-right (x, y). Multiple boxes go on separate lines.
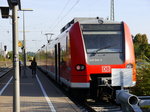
top-left (20, 9), bottom-right (33, 77)
top-left (12, 5), bottom-right (20, 112)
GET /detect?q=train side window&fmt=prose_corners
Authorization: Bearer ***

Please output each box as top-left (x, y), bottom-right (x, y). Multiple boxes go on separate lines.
top-left (66, 36), bottom-right (68, 51)
top-left (66, 34), bottom-right (70, 52)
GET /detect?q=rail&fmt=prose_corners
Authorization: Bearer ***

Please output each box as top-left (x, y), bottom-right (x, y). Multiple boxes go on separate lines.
top-left (0, 61), bottom-right (12, 78)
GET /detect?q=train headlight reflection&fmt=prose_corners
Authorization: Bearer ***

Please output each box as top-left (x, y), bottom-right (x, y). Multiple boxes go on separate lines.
top-left (126, 63), bottom-right (133, 68)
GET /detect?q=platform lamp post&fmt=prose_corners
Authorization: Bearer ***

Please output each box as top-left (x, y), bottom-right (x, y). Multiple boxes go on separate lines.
top-left (18, 9), bottom-right (33, 77)
top-left (7, 1), bottom-right (21, 112)
top-left (0, 7), bottom-right (10, 18)
top-left (44, 33), bottom-right (54, 69)
top-left (45, 33), bottom-right (54, 43)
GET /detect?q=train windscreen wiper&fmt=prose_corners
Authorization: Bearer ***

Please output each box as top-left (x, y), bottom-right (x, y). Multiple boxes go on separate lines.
top-left (95, 45), bottom-right (114, 53)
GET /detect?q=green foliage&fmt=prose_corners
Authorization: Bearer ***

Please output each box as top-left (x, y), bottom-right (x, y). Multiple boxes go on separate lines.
top-left (6, 51), bottom-right (35, 61)
top-left (27, 52), bottom-right (35, 57)
top-left (26, 52), bottom-right (35, 61)
top-left (133, 33), bottom-right (150, 61)
top-left (27, 55), bottom-right (33, 61)
top-left (19, 52), bottom-right (24, 61)
top-left (141, 105), bottom-right (150, 109)
top-left (134, 33), bottom-right (142, 43)
top-left (131, 33), bottom-right (150, 96)
top-left (131, 60), bottom-right (150, 96)
top-left (36, 50), bottom-right (47, 60)
top-left (0, 54), bottom-right (5, 61)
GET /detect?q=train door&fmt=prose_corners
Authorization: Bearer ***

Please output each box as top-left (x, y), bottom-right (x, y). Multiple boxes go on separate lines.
top-left (55, 45), bottom-right (57, 81)
top-left (57, 43), bottom-right (61, 83)
top-left (55, 43), bottom-right (61, 83)
top-left (46, 45), bottom-right (48, 70)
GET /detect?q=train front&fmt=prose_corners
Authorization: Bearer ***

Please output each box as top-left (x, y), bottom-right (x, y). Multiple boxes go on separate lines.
top-left (70, 18), bottom-right (136, 99)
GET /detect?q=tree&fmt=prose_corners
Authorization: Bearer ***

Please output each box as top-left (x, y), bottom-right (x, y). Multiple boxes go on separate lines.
top-left (133, 34), bottom-right (150, 61)
top-left (145, 44), bottom-right (150, 60)
top-left (0, 54), bottom-right (4, 61)
top-left (131, 33), bottom-right (150, 96)
top-left (141, 34), bottom-right (148, 44)
top-left (134, 33), bottom-right (142, 43)
top-left (131, 63), bottom-right (150, 95)
top-left (7, 51), bottom-right (24, 61)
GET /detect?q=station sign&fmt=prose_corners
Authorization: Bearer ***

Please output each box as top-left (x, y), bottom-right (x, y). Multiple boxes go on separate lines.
top-left (18, 41), bottom-right (23, 47)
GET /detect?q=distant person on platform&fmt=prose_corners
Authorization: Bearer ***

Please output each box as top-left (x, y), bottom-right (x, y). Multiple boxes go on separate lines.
top-left (31, 57), bottom-right (37, 77)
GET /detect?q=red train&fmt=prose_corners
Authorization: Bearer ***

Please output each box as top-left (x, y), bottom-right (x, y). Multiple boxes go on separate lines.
top-left (37, 18), bottom-right (136, 99)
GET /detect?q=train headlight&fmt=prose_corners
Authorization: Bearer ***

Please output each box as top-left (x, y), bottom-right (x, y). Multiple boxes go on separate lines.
top-left (126, 63), bottom-right (133, 68)
top-left (75, 64), bottom-right (85, 71)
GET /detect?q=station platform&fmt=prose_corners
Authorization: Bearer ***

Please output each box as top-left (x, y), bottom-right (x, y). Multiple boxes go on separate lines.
top-left (0, 67), bottom-right (82, 112)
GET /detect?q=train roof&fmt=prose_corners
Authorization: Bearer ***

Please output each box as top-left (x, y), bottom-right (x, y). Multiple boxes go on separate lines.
top-left (60, 17), bottom-right (121, 33)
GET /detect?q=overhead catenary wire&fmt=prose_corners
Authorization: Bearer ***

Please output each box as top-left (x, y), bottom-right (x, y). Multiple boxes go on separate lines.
top-left (48, 0), bottom-right (71, 32)
top-left (50, 0), bottom-right (81, 33)
top-left (59, 0), bottom-right (80, 21)
top-left (57, 0), bottom-right (71, 20)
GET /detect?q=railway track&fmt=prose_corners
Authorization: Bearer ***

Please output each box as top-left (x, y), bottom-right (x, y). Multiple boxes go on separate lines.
top-left (58, 87), bottom-right (122, 112)
top-left (74, 97), bottom-right (150, 112)
top-left (0, 67), bottom-right (12, 78)
top-left (86, 99), bottom-right (122, 112)
top-left (70, 98), bottom-right (121, 112)
top-left (57, 86), bottom-right (150, 112)
top-left (0, 61), bottom-right (12, 78)
top-left (84, 96), bottom-right (150, 112)
top-left (40, 67), bottom-right (150, 112)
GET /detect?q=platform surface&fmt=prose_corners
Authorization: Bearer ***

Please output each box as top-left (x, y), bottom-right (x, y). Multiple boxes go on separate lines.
top-left (0, 67), bottom-right (81, 112)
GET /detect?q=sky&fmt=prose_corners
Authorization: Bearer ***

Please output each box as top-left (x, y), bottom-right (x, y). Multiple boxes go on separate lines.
top-left (0, 0), bottom-right (150, 52)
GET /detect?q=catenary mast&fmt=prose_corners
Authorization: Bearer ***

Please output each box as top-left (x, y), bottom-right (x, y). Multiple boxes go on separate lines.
top-left (110, 0), bottom-right (115, 21)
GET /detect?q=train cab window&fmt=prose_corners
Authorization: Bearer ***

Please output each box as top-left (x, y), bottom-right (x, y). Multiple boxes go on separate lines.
top-left (83, 31), bottom-right (123, 53)
top-left (82, 24), bottom-right (124, 54)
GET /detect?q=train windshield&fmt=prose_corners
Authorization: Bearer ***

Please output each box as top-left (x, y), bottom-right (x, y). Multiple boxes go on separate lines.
top-left (82, 24), bottom-right (123, 53)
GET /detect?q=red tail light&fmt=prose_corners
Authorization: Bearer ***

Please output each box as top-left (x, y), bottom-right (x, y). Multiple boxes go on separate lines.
top-left (75, 64), bottom-right (85, 71)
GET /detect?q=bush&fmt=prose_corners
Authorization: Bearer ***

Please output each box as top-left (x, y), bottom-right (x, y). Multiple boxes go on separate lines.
top-left (130, 62), bottom-right (150, 96)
